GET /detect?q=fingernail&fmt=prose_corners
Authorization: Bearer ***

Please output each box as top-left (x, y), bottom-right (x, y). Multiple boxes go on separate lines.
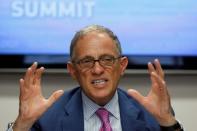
top-left (155, 59), bottom-right (159, 62)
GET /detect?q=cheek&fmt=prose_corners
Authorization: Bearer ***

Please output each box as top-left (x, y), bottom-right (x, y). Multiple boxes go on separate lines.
top-left (76, 71), bottom-right (91, 86)
top-left (108, 67), bottom-right (122, 82)
top-left (111, 72), bottom-right (121, 85)
top-left (112, 64), bottom-right (122, 74)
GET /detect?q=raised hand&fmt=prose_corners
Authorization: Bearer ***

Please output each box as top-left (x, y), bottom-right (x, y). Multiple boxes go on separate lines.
top-left (13, 62), bottom-right (64, 131)
top-left (127, 59), bottom-right (176, 126)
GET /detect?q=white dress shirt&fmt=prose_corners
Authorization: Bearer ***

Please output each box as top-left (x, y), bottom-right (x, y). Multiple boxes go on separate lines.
top-left (82, 91), bottom-right (122, 131)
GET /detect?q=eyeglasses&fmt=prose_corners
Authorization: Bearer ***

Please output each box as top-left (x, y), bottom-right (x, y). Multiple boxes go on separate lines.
top-left (72, 55), bottom-right (121, 69)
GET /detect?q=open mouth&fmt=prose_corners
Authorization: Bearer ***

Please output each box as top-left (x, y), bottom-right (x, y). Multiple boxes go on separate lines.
top-left (91, 79), bottom-right (108, 86)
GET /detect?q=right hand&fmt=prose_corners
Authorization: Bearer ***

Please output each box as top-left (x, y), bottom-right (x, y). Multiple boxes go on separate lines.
top-left (13, 62), bottom-right (64, 131)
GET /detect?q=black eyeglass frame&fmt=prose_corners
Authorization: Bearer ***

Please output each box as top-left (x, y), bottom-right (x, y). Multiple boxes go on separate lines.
top-left (71, 55), bottom-right (122, 69)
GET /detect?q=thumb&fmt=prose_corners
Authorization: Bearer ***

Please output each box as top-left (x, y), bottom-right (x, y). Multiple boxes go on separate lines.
top-left (127, 89), bottom-right (145, 105)
top-left (47, 90), bottom-right (64, 108)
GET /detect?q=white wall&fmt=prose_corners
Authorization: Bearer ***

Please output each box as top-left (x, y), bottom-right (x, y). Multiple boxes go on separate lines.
top-left (0, 69), bottom-right (197, 131)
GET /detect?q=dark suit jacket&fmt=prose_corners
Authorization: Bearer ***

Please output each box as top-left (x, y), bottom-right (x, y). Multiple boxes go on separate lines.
top-left (31, 87), bottom-right (160, 131)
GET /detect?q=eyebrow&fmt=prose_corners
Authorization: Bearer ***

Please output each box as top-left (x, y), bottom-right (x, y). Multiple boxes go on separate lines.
top-left (79, 54), bottom-right (116, 60)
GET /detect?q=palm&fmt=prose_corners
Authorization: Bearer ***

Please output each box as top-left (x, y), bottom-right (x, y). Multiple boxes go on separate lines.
top-left (19, 80), bottom-right (49, 122)
top-left (15, 63), bottom-right (63, 130)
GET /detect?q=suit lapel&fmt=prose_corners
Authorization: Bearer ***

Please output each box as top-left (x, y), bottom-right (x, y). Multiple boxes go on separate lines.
top-left (60, 88), bottom-right (147, 131)
top-left (61, 89), bottom-right (84, 131)
top-left (118, 89), bottom-right (147, 131)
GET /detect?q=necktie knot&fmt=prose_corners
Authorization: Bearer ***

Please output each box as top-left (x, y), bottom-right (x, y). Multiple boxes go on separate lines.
top-left (96, 108), bottom-right (112, 131)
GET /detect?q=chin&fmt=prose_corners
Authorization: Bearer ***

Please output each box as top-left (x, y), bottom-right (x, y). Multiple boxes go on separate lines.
top-left (92, 91), bottom-right (112, 101)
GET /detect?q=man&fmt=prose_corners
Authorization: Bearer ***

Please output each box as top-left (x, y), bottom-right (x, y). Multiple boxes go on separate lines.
top-left (9, 25), bottom-right (183, 131)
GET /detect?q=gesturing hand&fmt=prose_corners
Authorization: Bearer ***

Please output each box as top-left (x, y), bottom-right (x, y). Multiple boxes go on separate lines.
top-left (13, 62), bottom-right (64, 131)
top-left (127, 59), bottom-right (176, 126)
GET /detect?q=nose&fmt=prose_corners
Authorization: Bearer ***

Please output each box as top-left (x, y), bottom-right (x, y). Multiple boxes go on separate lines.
top-left (91, 61), bottom-right (104, 75)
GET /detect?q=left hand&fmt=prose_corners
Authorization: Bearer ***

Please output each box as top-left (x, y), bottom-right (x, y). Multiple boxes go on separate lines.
top-left (127, 59), bottom-right (176, 126)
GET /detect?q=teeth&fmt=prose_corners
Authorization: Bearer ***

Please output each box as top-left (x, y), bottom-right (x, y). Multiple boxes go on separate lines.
top-left (92, 80), bottom-right (106, 85)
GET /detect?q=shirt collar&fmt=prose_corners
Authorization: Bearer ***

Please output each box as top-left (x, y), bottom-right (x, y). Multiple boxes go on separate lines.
top-left (82, 90), bottom-right (120, 121)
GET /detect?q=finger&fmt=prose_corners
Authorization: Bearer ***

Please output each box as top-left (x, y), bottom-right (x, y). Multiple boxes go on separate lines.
top-left (24, 62), bottom-right (38, 88)
top-left (147, 62), bottom-right (156, 75)
top-left (151, 72), bottom-right (171, 108)
top-left (33, 67), bottom-right (45, 88)
top-left (30, 62), bottom-right (38, 73)
top-left (19, 78), bottom-right (25, 100)
top-left (127, 89), bottom-right (145, 105)
top-left (24, 68), bottom-right (32, 88)
top-left (151, 72), bottom-right (168, 96)
top-left (47, 90), bottom-right (64, 108)
top-left (29, 62), bottom-right (38, 83)
top-left (154, 59), bottom-right (164, 79)
top-left (149, 72), bottom-right (165, 97)
top-left (148, 62), bottom-right (157, 87)
top-left (150, 72), bottom-right (160, 92)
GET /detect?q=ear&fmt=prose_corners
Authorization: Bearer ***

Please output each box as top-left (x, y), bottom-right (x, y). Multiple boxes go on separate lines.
top-left (67, 61), bottom-right (77, 80)
top-left (120, 56), bottom-right (128, 76)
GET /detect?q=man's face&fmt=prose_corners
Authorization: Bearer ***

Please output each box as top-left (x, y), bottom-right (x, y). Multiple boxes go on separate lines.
top-left (67, 32), bottom-right (128, 105)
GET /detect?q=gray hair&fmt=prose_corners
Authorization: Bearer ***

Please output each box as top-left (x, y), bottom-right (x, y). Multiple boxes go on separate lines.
top-left (70, 25), bottom-right (122, 59)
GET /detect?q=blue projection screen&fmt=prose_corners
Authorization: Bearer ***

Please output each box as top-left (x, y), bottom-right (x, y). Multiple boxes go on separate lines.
top-left (0, 0), bottom-right (197, 56)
